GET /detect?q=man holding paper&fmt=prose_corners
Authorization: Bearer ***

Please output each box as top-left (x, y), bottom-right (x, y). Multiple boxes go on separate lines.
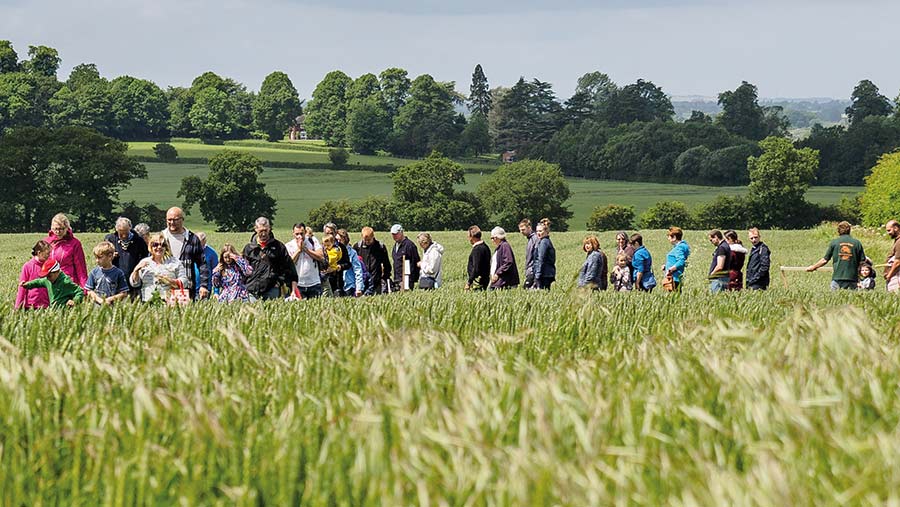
top-left (390, 224), bottom-right (420, 291)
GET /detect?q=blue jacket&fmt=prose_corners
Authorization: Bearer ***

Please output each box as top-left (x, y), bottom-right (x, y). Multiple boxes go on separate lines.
top-left (632, 246), bottom-right (657, 290)
top-left (534, 236), bottom-right (556, 281)
top-left (578, 250), bottom-right (606, 289)
top-left (343, 245), bottom-right (365, 294)
top-left (665, 240), bottom-right (690, 282)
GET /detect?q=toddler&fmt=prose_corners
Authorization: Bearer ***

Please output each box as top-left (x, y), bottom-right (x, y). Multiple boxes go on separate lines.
top-left (20, 258), bottom-right (84, 307)
top-left (858, 262), bottom-right (876, 290)
top-left (611, 253), bottom-right (633, 292)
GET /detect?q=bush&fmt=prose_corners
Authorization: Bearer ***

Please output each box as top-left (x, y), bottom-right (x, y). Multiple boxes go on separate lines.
top-left (693, 195), bottom-right (752, 230)
top-left (639, 201), bottom-right (694, 229)
top-left (307, 200), bottom-right (355, 231)
top-left (860, 152), bottom-right (900, 227)
top-left (329, 147), bottom-right (350, 167)
top-left (153, 142), bottom-right (178, 162)
top-left (586, 205), bottom-right (634, 231)
top-left (476, 160), bottom-right (573, 231)
top-left (117, 201), bottom-right (167, 231)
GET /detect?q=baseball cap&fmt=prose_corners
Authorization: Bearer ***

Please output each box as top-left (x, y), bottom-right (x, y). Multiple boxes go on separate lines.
top-left (390, 224), bottom-right (403, 234)
top-left (39, 258), bottom-right (61, 277)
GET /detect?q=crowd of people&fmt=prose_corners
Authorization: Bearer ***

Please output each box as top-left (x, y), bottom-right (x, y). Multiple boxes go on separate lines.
top-left (14, 209), bottom-right (900, 309)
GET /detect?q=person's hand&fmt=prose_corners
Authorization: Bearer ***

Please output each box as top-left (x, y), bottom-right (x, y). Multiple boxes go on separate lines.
top-left (199, 287), bottom-right (210, 299)
top-left (19, 281), bottom-right (26, 287)
top-left (806, 265), bottom-right (816, 272)
top-left (464, 283), bottom-right (471, 291)
top-left (158, 275), bottom-right (172, 286)
top-left (212, 265), bottom-right (221, 274)
top-left (103, 297), bottom-right (113, 306)
top-left (66, 300), bottom-right (76, 307)
top-left (136, 259), bottom-right (150, 271)
top-left (491, 275), bottom-right (499, 283)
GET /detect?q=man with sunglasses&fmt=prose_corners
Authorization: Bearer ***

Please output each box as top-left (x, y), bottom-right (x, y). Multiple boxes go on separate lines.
top-left (162, 207), bottom-right (210, 300)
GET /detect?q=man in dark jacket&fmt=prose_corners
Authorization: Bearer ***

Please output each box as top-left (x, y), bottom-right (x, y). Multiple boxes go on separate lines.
top-left (533, 222), bottom-right (557, 290)
top-left (164, 207), bottom-right (209, 299)
top-left (390, 224), bottom-right (420, 290)
top-left (106, 216), bottom-right (148, 298)
top-left (465, 225), bottom-right (491, 291)
top-left (355, 227), bottom-right (392, 295)
top-left (746, 228), bottom-right (771, 290)
top-left (518, 219), bottom-right (539, 288)
top-left (242, 217), bottom-right (298, 300)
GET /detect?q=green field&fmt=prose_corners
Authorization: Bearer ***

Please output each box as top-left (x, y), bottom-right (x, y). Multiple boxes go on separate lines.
top-left (3, 227), bottom-right (900, 504)
top-left (120, 162), bottom-right (862, 230)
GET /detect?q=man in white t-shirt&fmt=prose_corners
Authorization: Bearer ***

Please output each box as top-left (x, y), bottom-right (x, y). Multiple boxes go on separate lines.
top-left (286, 222), bottom-right (325, 298)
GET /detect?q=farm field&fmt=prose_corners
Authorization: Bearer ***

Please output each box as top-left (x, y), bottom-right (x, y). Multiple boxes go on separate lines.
top-left (119, 162), bottom-right (863, 230)
top-left (2, 227), bottom-right (900, 504)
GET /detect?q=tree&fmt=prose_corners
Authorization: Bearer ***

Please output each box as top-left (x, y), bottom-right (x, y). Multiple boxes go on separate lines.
top-left (846, 80), bottom-right (893, 126)
top-left (108, 76), bottom-right (169, 139)
top-left (586, 204), bottom-right (634, 231)
top-left (468, 64), bottom-right (492, 117)
top-left (638, 201), bottom-right (694, 229)
top-left (0, 126), bottom-right (146, 232)
top-left (459, 112), bottom-right (491, 156)
top-left (166, 86), bottom-right (194, 137)
top-left (252, 71), bottom-right (302, 142)
top-left (379, 67), bottom-right (411, 123)
top-left (575, 71), bottom-right (617, 110)
top-left (0, 40), bottom-right (18, 74)
top-left (477, 159), bottom-right (572, 231)
top-left (25, 45), bottom-right (60, 78)
top-left (189, 87), bottom-right (234, 140)
top-left (347, 73), bottom-right (382, 108)
top-left (153, 142), bottom-right (178, 162)
top-left (391, 74), bottom-right (461, 157)
top-left (66, 63), bottom-right (102, 90)
top-left (716, 81), bottom-right (767, 140)
top-left (603, 79), bottom-right (673, 126)
top-left (747, 136), bottom-right (818, 228)
top-left (693, 195), bottom-right (752, 230)
top-left (49, 64), bottom-right (111, 133)
top-left (494, 77), bottom-right (563, 153)
top-left (0, 72), bottom-right (60, 131)
top-left (329, 147), bottom-right (349, 166)
top-left (391, 152), bottom-right (485, 230)
top-left (178, 151), bottom-right (276, 231)
top-left (860, 152), bottom-right (900, 227)
top-left (346, 96), bottom-right (390, 155)
top-left (304, 70), bottom-right (352, 146)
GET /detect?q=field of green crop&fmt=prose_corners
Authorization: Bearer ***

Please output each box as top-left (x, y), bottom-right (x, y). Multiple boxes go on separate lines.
top-left (2, 226), bottom-right (900, 505)
top-left (120, 162), bottom-right (862, 230)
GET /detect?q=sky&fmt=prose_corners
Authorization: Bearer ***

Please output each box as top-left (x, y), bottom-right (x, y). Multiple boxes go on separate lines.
top-left (2, 0), bottom-right (899, 102)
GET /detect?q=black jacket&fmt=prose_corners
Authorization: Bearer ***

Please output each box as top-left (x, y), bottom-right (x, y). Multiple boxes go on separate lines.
top-left (105, 232), bottom-right (148, 279)
top-left (355, 239), bottom-right (392, 283)
top-left (392, 237), bottom-right (420, 286)
top-left (746, 242), bottom-right (771, 288)
top-left (242, 232), bottom-right (298, 295)
top-left (467, 241), bottom-right (491, 290)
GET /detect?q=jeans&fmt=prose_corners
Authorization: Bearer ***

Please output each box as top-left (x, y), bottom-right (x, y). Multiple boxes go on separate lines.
top-left (297, 284), bottom-right (323, 299)
top-left (251, 285), bottom-right (282, 302)
top-left (710, 277), bottom-right (729, 294)
top-left (831, 280), bottom-right (857, 291)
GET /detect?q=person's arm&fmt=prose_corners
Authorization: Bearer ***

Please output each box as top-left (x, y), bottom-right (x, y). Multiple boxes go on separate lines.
top-left (22, 278), bottom-right (48, 290)
top-left (194, 240), bottom-right (210, 297)
top-left (633, 250), bottom-right (645, 287)
top-left (760, 245), bottom-right (771, 275)
top-left (714, 254), bottom-right (727, 274)
top-left (807, 259), bottom-right (828, 272)
top-left (352, 255), bottom-right (364, 294)
top-left (534, 240), bottom-right (545, 282)
top-left (74, 241), bottom-right (88, 287)
top-left (281, 246), bottom-right (299, 285)
top-left (886, 257), bottom-right (900, 280)
top-left (668, 245), bottom-right (687, 275)
top-left (15, 264), bottom-right (30, 309)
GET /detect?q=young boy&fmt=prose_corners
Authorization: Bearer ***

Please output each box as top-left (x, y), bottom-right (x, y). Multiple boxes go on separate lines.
top-left (85, 241), bottom-right (129, 305)
top-left (20, 258), bottom-right (84, 307)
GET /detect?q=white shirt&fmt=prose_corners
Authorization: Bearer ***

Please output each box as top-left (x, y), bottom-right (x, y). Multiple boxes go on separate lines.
top-left (165, 230), bottom-right (187, 259)
top-left (286, 236), bottom-right (322, 288)
top-left (420, 242), bottom-right (444, 287)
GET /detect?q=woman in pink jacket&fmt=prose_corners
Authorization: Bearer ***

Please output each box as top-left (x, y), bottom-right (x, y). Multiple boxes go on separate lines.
top-left (43, 213), bottom-right (88, 288)
top-left (15, 240), bottom-right (52, 309)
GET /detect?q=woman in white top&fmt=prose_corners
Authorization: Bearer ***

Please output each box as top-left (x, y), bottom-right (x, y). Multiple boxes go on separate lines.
top-left (130, 232), bottom-right (190, 302)
top-left (416, 232), bottom-right (444, 290)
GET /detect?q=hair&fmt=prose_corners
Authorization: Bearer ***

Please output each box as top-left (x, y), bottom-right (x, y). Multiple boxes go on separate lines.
top-left (748, 227), bottom-right (760, 236)
top-left (629, 233), bottom-right (643, 246)
top-left (305, 227), bottom-right (315, 238)
top-left (468, 225), bottom-right (482, 239)
top-left (254, 217), bottom-right (271, 229)
top-left (217, 243), bottom-right (240, 270)
top-left (416, 232), bottom-right (432, 245)
top-left (196, 231), bottom-right (207, 243)
top-left (32, 240), bottom-right (51, 257)
top-left (616, 231), bottom-right (628, 242)
top-left (361, 226), bottom-right (374, 237)
top-left (322, 234), bottom-right (335, 248)
top-left (134, 223), bottom-right (150, 238)
top-left (859, 260), bottom-right (874, 278)
top-left (147, 232), bottom-right (171, 256)
top-left (667, 227), bottom-right (683, 240)
top-left (293, 222), bottom-right (306, 231)
top-left (887, 220), bottom-right (900, 230)
top-left (51, 213), bottom-right (71, 231)
top-left (616, 253), bottom-right (628, 264)
top-left (724, 229), bottom-right (741, 244)
top-left (837, 221), bottom-right (851, 235)
top-left (490, 227), bottom-right (507, 240)
top-left (324, 222), bottom-right (337, 232)
top-left (708, 229), bottom-right (723, 240)
top-left (518, 218), bottom-right (532, 228)
top-left (92, 241), bottom-right (115, 258)
top-left (539, 218), bottom-right (551, 228)
top-left (337, 228), bottom-right (350, 245)
top-left (115, 216), bottom-right (132, 230)
top-left (582, 235), bottom-right (600, 252)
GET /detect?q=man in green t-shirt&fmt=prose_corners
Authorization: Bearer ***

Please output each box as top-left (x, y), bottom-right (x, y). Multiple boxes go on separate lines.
top-left (807, 221), bottom-right (867, 290)
top-left (20, 258), bottom-right (84, 307)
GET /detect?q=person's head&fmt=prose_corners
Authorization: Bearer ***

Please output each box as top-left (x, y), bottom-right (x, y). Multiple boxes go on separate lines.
top-left (305, 227), bottom-right (315, 238)
top-left (629, 233), bottom-right (643, 248)
top-left (860, 262), bottom-right (873, 279)
top-left (254, 217), bottom-right (271, 244)
top-left (115, 216), bottom-right (132, 239)
top-left (322, 234), bottom-right (334, 249)
top-left (467, 225), bottom-right (482, 245)
top-left (536, 223), bottom-right (549, 238)
top-left (323, 222), bottom-right (337, 237)
top-left (616, 253), bottom-right (628, 268)
top-left (92, 241), bottom-right (115, 267)
top-left (147, 232), bottom-right (170, 259)
top-left (361, 226), bottom-right (375, 246)
top-left (837, 221), bottom-right (851, 236)
top-left (390, 224), bottom-right (405, 242)
top-left (196, 231), bottom-right (208, 248)
top-left (583, 235), bottom-right (599, 253)
top-left (165, 207), bottom-right (185, 233)
top-left (416, 232), bottom-right (432, 250)
top-left (667, 227), bottom-right (683, 244)
top-left (539, 217), bottom-right (551, 228)
top-left (518, 219), bottom-right (532, 236)
top-left (50, 213), bottom-right (71, 238)
top-left (885, 220), bottom-right (900, 239)
top-left (708, 229), bottom-right (723, 245)
top-left (219, 243), bottom-right (239, 265)
top-left (724, 229), bottom-right (740, 245)
top-left (490, 226), bottom-right (506, 245)
top-left (616, 231), bottom-right (629, 248)
top-left (292, 223), bottom-right (306, 242)
top-left (748, 227), bottom-right (761, 246)
top-left (337, 228), bottom-right (350, 246)
top-left (40, 258), bottom-right (62, 282)
top-left (31, 240), bottom-right (51, 261)
top-left (133, 223), bottom-right (150, 243)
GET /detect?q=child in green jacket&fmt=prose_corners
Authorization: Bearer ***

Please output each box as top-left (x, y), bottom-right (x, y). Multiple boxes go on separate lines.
top-left (20, 258), bottom-right (83, 307)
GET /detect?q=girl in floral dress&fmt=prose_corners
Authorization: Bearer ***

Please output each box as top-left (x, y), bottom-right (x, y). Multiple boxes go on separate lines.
top-left (212, 243), bottom-right (253, 303)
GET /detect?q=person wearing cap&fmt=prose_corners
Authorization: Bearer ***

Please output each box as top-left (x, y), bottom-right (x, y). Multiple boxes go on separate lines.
top-left (489, 227), bottom-right (519, 289)
top-left (20, 258), bottom-right (84, 307)
top-left (390, 224), bottom-right (420, 290)
top-left (43, 213), bottom-right (88, 288)
top-left (807, 220), bottom-right (867, 290)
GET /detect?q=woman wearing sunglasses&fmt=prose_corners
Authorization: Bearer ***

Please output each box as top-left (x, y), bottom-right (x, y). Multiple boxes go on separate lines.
top-left (130, 232), bottom-right (189, 303)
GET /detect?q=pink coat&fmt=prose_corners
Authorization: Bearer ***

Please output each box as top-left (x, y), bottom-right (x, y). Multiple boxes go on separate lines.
top-left (43, 229), bottom-right (88, 288)
top-left (15, 257), bottom-right (50, 309)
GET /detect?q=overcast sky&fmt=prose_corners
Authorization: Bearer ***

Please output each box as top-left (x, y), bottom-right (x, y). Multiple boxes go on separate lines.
top-left (2, 0), bottom-right (899, 101)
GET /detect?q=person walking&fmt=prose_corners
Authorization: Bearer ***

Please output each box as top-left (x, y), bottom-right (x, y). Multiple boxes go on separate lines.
top-left (242, 217), bottom-right (298, 300)
top-left (354, 227), bottom-right (392, 295)
top-left (390, 224), bottom-right (420, 291)
top-left (465, 226), bottom-right (491, 291)
top-left (15, 240), bottom-right (52, 310)
top-left (211, 244), bottom-right (253, 303)
top-left (883, 220), bottom-right (900, 292)
top-left (577, 235), bottom-right (606, 290)
top-left (490, 227), bottom-right (520, 289)
top-left (518, 219), bottom-right (539, 289)
top-left (416, 232), bottom-right (444, 290)
top-left (746, 228), bottom-right (771, 290)
top-left (663, 227), bottom-right (690, 292)
top-left (163, 207), bottom-right (209, 299)
top-left (724, 230), bottom-right (747, 291)
top-left (286, 223), bottom-right (325, 299)
top-left (105, 217), bottom-right (148, 298)
top-left (338, 229), bottom-right (365, 297)
top-left (43, 213), bottom-right (88, 288)
top-left (533, 221), bottom-right (556, 290)
top-left (195, 232), bottom-right (219, 297)
top-left (615, 231), bottom-right (635, 271)
top-left (708, 230), bottom-right (731, 293)
top-left (806, 221), bottom-right (866, 290)
top-left (130, 232), bottom-right (190, 303)
top-left (630, 233), bottom-right (657, 292)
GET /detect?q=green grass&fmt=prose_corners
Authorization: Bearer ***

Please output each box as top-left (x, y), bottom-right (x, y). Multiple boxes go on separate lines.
top-left (3, 226), bottom-right (900, 504)
top-left (120, 162), bottom-right (862, 230)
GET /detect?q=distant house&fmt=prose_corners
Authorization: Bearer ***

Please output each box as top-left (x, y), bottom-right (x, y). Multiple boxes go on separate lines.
top-left (502, 150), bottom-right (516, 163)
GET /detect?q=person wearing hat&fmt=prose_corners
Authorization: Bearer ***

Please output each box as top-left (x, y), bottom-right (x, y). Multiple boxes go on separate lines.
top-left (390, 224), bottom-right (420, 290)
top-left (489, 227), bottom-right (519, 289)
top-left (19, 258), bottom-right (84, 307)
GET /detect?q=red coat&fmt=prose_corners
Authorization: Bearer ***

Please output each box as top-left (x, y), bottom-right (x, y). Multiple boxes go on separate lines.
top-left (43, 229), bottom-right (88, 288)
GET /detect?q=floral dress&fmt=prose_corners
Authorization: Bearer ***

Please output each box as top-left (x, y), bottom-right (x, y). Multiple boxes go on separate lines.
top-left (212, 257), bottom-right (253, 303)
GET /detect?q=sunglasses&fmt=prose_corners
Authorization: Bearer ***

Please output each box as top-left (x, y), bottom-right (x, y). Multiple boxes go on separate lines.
top-left (150, 242), bottom-right (164, 248)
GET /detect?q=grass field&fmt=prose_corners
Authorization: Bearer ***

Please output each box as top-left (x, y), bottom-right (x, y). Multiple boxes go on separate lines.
top-left (120, 162), bottom-right (863, 230)
top-left (2, 226), bottom-right (900, 504)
